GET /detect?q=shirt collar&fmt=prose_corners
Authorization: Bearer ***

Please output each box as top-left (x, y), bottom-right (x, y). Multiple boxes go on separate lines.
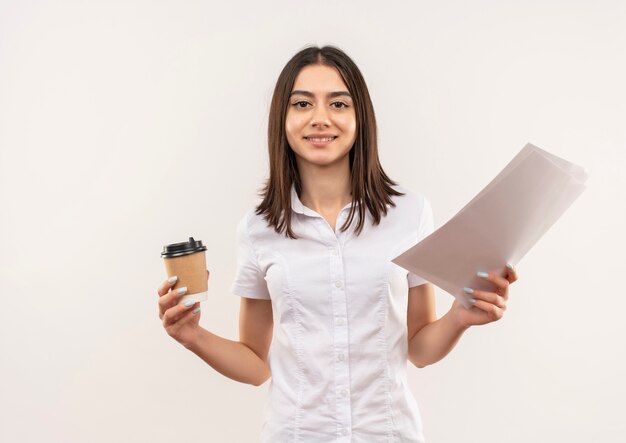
top-left (290, 183), bottom-right (353, 217)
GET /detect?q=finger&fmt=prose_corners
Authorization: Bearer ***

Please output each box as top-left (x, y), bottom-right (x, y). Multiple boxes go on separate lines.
top-left (176, 305), bottom-right (201, 327)
top-left (470, 298), bottom-right (505, 322)
top-left (505, 263), bottom-right (518, 283)
top-left (476, 271), bottom-right (510, 297)
top-left (158, 276), bottom-right (179, 297)
top-left (163, 301), bottom-right (198, 327)
top-left (165, 305), bottom-right (201, 339)
top-left (158, 286), bottom-right (189, 319)
top-left (161, 285), bottom-right (189, 305)
top-left (465, 288), bottom-right (506, 309)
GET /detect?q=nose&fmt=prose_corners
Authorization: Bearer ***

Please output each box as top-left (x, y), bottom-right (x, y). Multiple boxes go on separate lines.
top-left (310, 105), bottom-right (330, 128)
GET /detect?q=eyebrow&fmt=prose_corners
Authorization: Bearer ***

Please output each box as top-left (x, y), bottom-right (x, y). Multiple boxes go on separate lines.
top-left (290, 90), bottom-right (352, 99)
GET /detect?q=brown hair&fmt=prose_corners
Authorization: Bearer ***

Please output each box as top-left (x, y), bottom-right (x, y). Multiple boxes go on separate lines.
top-left (255, 45), bottom-right (405, 239)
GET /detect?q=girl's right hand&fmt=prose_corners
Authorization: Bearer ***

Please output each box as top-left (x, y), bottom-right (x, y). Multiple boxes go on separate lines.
top-left (157, 271), bottom-right (209, 348)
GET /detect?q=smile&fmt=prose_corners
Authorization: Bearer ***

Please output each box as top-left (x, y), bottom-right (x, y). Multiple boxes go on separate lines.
top-left (304, 136), bottom-right (337, 142)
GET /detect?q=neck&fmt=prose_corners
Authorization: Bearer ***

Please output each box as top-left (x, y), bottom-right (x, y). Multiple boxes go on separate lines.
top-left (296, 156), bottom-right (352, 214)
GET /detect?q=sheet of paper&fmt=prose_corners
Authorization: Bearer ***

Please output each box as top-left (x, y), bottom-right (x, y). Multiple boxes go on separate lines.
top-left (392, 143), bottom-right (588, 309)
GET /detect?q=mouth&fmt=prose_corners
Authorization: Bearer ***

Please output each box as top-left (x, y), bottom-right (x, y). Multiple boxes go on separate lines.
top-left (304, 136), bottom-right (338, 142)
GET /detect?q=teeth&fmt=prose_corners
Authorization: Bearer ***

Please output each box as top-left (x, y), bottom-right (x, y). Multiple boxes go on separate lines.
top-left (307, 137), bottom-right (335, 142)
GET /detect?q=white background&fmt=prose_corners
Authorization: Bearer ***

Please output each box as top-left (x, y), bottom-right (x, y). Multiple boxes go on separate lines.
top-left (1, 1), bottom-right (625, 442)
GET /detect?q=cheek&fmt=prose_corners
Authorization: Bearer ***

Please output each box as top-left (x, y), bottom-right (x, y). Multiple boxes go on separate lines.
top-left (339, 114), bottom-right (357, 139)
top-left (285, 114), bottom-right (307, 139)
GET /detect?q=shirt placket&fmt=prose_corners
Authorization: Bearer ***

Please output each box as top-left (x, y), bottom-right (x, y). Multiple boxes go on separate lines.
top-left (320, 212), bottom-right (353, 442)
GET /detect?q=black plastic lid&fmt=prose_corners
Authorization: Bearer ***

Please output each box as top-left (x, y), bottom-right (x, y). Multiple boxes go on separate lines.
top-left (161, 237), bottom-right (207, 258)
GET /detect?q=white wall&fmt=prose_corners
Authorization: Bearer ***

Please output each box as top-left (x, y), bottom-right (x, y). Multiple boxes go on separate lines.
top-left (1, 1), bottom-right (624, 441)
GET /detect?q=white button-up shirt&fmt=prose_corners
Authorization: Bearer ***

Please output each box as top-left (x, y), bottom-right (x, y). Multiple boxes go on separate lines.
top-left (231, 184), bottom-right (434, 443)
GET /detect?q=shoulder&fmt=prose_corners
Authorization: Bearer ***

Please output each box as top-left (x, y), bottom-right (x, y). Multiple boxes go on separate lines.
top-left (389, 184), bottom-right (435, 236)
top-left (390, 184), bottom-right (431, 215)
top-left (236, 208), bottom-right (275, 241)
top-left (235, 208), bottom-right (252, 230)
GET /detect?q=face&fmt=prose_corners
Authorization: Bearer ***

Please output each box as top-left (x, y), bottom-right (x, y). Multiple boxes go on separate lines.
top-left (285, 64), bottom-right (357, 168)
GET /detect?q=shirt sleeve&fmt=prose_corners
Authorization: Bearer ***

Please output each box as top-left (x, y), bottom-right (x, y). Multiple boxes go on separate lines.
top-left (230, 212), bottom-right (271, 300)
top-left (407, 197), bottom-right (435, 288)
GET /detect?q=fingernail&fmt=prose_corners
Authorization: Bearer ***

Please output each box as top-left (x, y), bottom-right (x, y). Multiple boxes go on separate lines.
top-left (477, 271), bottom-right (489, 278)
top-left (506, 263), bottom-right (514, 270)
top-left (468, 298), bottom-right (476, 303)
top-left (463, 287), bottom-right (474, 294)
top-left (168, 276), bottom-right (178, 283)
top-left (176, 287), bottom-right (187, 295)
top-left (184, 300), bottom-right (194, 307)
top-left (192, 307), bottom-right (201, 314)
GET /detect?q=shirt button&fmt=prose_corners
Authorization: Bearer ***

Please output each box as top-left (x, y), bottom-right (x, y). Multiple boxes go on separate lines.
top-left (340, 388), bottom-right (348, 397)
top-left (335, 318), bottom-right (345, 326)
top-left (334, 280), bottom-right (343, 289)
top-left (337, 353), bottom-right (345, 362)
top-left (340, 427), bottom-right (349, 436)
top-left (330, 248), bottom-right (338, 256)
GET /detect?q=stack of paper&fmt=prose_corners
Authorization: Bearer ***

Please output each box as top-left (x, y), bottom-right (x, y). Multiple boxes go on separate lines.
top-left (392, 143), bottom-right (588, 308)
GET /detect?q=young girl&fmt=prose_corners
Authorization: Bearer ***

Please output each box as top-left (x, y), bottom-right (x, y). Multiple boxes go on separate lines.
top-left (157, 45), bottom-right (518, 443)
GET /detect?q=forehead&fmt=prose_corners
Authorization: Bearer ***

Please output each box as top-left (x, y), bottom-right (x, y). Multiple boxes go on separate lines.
top-left (292, 64), bottom-right (349, 92)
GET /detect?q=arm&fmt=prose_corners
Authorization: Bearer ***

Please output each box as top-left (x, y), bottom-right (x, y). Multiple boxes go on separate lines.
top-left (186, 297), bottom-right (273, 386)
top-left (407, 265), bottom-right (519, 368)
top-left (406, 283), bottom-right (468, 368)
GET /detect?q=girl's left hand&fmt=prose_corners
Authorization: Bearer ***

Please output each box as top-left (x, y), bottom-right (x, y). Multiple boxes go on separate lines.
top-left (452, 263), bottom-right (519, 328)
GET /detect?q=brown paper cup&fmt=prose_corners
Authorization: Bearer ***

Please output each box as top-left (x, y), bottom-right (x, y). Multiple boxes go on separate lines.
top-left (162, 237), bottom-right (209, 305)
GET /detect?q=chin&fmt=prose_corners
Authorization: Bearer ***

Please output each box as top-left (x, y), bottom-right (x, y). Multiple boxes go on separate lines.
top-left (305, 153), bottom-right (349, 167)
top-left (291, 143), bottom-right (351, 165)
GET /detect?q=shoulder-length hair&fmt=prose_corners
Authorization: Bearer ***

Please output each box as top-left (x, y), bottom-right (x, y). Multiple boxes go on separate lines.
top-left (255, 45), bottom-right (405, 239)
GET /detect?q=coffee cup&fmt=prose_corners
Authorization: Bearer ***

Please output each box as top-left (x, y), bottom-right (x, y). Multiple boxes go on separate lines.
top-left (161, 237), bottom-right (208, 305)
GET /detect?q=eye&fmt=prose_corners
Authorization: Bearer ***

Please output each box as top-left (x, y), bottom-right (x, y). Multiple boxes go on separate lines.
top-left (331, 102), bottom-right (349, 109)
top-left (291, 100), bottom-right (310, 108)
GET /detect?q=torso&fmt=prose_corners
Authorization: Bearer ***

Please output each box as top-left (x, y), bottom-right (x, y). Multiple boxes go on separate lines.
top-left (233, 184), bottom-right (432, 442)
